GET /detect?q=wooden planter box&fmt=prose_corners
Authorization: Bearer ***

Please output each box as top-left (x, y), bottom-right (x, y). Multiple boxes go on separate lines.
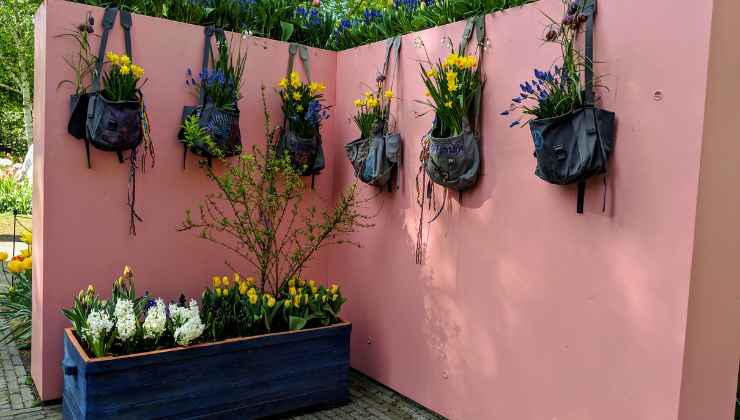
top-left (61, 323), bottom-right (351, 419)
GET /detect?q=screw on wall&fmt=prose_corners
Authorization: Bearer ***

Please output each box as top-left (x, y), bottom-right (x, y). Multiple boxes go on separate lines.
top-left (367, 337), bottom-right (372, 345)
top-left (442, 371), bottom-right (449, 379)
top-left (653, 90), bottom-right (664, 101)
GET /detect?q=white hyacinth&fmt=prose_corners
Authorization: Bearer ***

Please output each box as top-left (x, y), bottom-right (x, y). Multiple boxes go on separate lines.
top-left (170, 299), bottom-right (204, 346)
top-left (143, 299), bottom-right (167, 339)
top-left (113, 299), bottom-right (137, 341)
top-left (84, 309), bottom-right (113, 339)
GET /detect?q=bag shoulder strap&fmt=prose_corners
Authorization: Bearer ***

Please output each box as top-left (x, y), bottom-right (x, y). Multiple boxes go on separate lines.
top-left (458, 16), bottom-right (486, 135)
top-left (287, 43), bottom-right (312, 82)
top-left (92, 7), bottom-right (118, 92)
top-left (381, 36), bottom-right (401, 132)
top-left (91, 7), bottom-right (133, 92)
top-left (582, 0), bottom-right (597, 106)
top-left (198, 26), bottom-right (226, 104)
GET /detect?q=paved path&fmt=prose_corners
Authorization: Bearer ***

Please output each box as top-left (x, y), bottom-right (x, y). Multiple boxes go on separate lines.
top-left (0, 339), bottom-right (443, 420)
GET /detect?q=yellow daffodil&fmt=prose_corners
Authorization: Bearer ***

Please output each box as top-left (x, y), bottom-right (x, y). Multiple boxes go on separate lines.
top-left (119, 65), bottom-right (131, 76)
top-left (296, 105), bottom-right (304, 112)
top-left (222, 276), bottom-right (230, 287)
top-left (22, 258), bottom-right (31, 271)
top-left (119, 54), bottom-right (131, 66)
top-left (0, 252), bottom-right (8, 262)
top-left (212, 276), bottom-right (222, 288)
top-left (20, 249), bottom-right (30, 259)
top-left (445, 101), bottom-right (453, 108)
top-left (106, 52), bottom-right (120, 66)
top-left (215, 287), bottom-right (222, 297)
top-left (293, 92), bottom-right (302, 101)
top-left (354, 99), bottom-right (365, 108)
top-left (249, 294), bottom-right (258, 305)
top-left (448, 82), bottom-right (459, 92)
top-left (131, 64), bottom-right (144, 79)
top-left (309, 82), bottom-right (326, 94)
top-left (426, 69), bottom-right (438, 78)
top-left (278, 78), bottom-right (289, 89)
top-left (384, 89), bottom-right (394, 99)
top-left (7, 260), bottom-right (22, 273)
top-left (364, 91), bottom-right (373, 98)
top-left (20, 232), bottom-right (31, 245)
top-left (366, 98), bottom-right (379, 108)
top-left (290, 71), bottom-right (301, 88)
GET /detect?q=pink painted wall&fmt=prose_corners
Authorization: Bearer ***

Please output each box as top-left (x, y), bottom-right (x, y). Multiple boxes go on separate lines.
top-left (330, 1), bottom-right (735, 419)
top-left (32, 0), bottom-right (337, 400)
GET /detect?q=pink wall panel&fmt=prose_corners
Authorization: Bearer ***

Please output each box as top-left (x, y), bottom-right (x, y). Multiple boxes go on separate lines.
top-left (33, 0), bottom-right (337, 400)
top-left (330, 1), bottom-right (721, 419)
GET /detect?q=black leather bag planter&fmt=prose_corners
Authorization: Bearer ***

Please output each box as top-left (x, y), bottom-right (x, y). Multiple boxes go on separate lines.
top-left (425, 119), bottom-right (480, 191)
top-left (528, 0), bottom-right (615, 214)
top-left (344, 36), bottom-right (403, 190)
top-left (278, 44), bottom-right (325, 181)
top-left (282, 129), bottom-right (325, 176)
top-left (179, 26), bottom-right (243, 166)
top-left (68, 94), bottom-right (90, 141)
top-left (86, 95), bottom-right (143, 153)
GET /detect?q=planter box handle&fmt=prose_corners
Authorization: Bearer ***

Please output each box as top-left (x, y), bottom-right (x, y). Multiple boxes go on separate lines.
top-left (63, 365), bottom-right (78, 376)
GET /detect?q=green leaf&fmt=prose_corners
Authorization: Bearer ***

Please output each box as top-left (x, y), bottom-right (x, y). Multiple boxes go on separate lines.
top-left (280, 22), bottom-right (294, 42)
top-left (288, 315), bottom-right (308, 331)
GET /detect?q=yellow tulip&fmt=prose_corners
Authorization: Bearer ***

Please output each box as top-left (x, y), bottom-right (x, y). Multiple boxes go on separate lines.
top-left (299, 279), bottom-right (305, 287)
top-left (22, 258), bottom-right (31, 271)
top-left (267, 296), bottom-right (276, 308)
top-left (247, 288), bottom-right (256, 296)
top-left (0, 252), bottom-right (8, 262)
top-left (293, 295), bottom-right (301, 307)
top-left (239, 284), bottom-right (247, 295)
top-left (212, 276), bottom-right (222, 288)
top-left (222, 276), bottom-right (230, 287)
top-left (122, 265), bottom-right (132, 278)
top-left (87, 284), bottom-right (95, 295)
top-left (307, 280), bottom-right (316, 288)
top-left (249, 294), bottom-right (258, 305)
top-left (215, 288), bottom-right (222, 297)
top-left (7, 260), bottom-right (23, 273)
top-left (246, 276), bottom-right (255, 286)
top-left (289, 286), bottom-right (297, 296)
top-left (311, 287), bottom-right (318, 295)
top-left (223, 288), bottom-right (229, 297)
top-left (330, 284), bottom-right (339, 294)
top-left (288, 278), bottom-right (296, 287)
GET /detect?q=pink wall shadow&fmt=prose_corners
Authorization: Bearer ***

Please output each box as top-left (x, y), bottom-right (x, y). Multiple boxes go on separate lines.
top-left (33, 0), bottom-right (337, 400)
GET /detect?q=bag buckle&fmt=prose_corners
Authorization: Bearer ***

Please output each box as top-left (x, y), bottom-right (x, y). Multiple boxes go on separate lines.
top-left (553, 144), bottom-right (567, 161)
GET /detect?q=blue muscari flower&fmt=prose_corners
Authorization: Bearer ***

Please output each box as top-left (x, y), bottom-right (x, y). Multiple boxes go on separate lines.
top-left (500, 110), bottom-right (510, 116)
top-left (340, 19), bottom-right (352, 30)
top-left (509, 120), bottom-right (520, 127)
top-left (296, 6), bottom-right (307, 17)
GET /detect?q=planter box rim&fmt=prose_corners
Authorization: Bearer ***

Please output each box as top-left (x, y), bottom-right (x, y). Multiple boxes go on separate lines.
top-left (65, 321), bottom-right (351, 363)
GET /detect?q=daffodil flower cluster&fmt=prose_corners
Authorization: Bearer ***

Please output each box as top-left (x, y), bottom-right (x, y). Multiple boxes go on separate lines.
top-left (419, 47), bottom-right (482, 138)
top-left (101, 51), bottom-right (146, 102)
top-left (277, 72), bottom-right (330, 139)
top-left (352, 88), bottom-right (394, 139)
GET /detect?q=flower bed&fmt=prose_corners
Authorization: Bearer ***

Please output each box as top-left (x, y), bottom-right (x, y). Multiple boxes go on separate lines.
top-left (67, 0), bottom-right (533, 51)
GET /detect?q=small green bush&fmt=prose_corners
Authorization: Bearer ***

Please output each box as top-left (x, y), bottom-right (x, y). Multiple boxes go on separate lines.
top-left (0, 176), bottom-right (32, 215)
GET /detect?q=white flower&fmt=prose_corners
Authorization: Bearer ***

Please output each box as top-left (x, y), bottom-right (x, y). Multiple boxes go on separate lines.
top-left (113, 299), bottom-right (137, 341)
top-left (169, 299), bottom-right (204, 346)
top-left (143, 298), bottom-right (167, 339)
top-left (84, 309), bottom-right (113, 339)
